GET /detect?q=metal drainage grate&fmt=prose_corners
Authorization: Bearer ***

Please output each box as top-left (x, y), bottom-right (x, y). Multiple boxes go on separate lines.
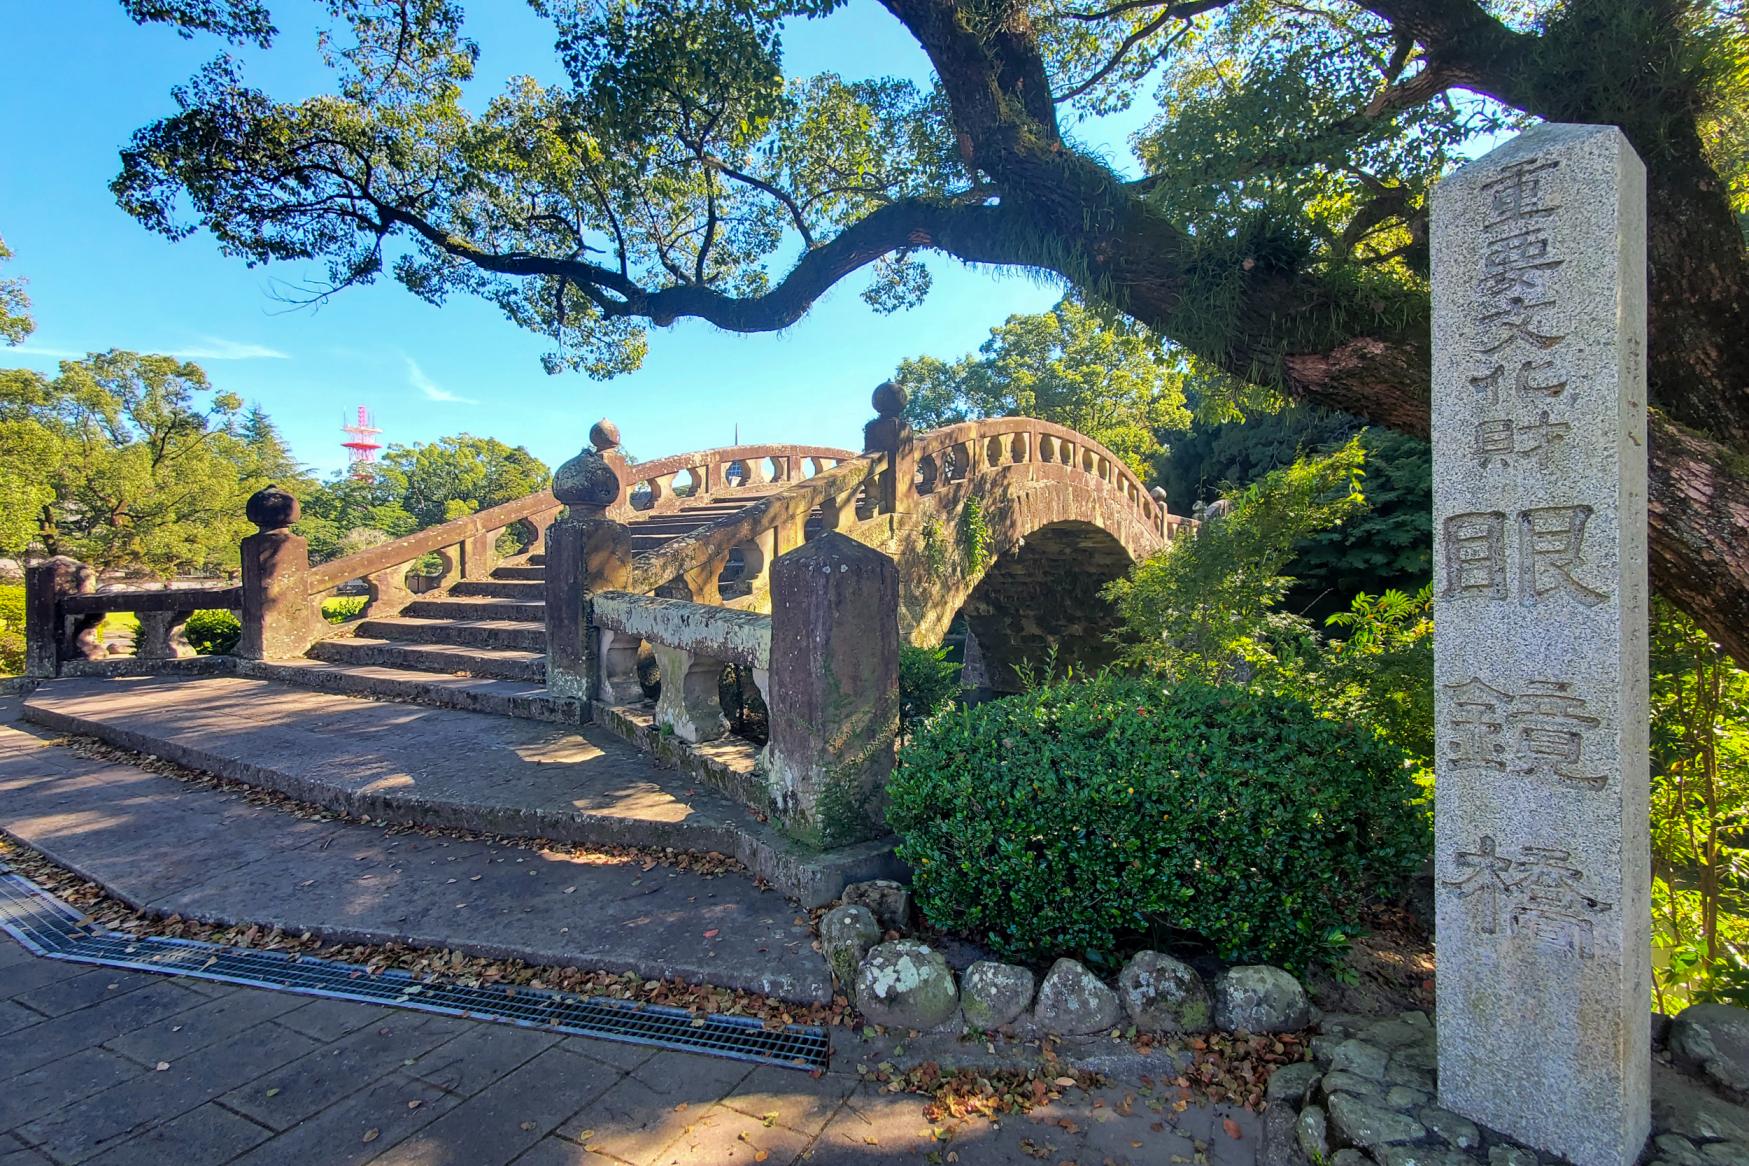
top-left (0, 867), bottom-right (829, 1072)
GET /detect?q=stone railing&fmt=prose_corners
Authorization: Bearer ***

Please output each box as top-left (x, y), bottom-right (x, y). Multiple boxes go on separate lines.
top-left (589, 418), bottom-right (855, 518)
top-left (300, 492), bottom-right (563, 612)
top-left (627, 453), bottom-right (885, 603)
top-left (592, 592), bottom-right (771, 740)
top-left (23, 558), bottom-right (241, 675)
top-left (901, 415), bottom-right (1195, 542)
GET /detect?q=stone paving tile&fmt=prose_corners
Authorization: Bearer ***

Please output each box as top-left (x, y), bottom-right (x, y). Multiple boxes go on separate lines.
top-left (0, 980), bottom-right (209, 1077)
top-left (220, 1012), bottom-right (471, 1131)
top-left (409, 1021), bottom-right (562, 1097)
top-left (556, 1073), bottom-right (710, 1166)
top-left (370, 1047), bottom-right (624, 1166)
top-left (813, 1081), bottom-right (944, 1160)
top-left (226, 1072), bottom-right (459, 1166)
top-left (561, 1035), bottom-right (657, 1072)
top-left (718, 1064), bottom-right (859, 1137)
top-left (100, 986), bottom-right (310, 1066)
top-left (78, 1103), bottom-right (273, 1166)
top-left (0, 954), bottom-right (91, 1002)
top-left (627, 1050), bottom-right (757, 1100)
top-left (0, 1142), bottom-right (54, 1166)
top-left (7, 968), bottom-right (156, 1018)
top-left (270, 997), bottom-right (405, 1043)
top-left (646, 1102), bottom-right (815, 1166)
top-left (0, 1048), bottom-right (143, 1136)
top-left (0, 999), bottom-right (46, 1036)
top-left (15, 1018), bottom-right (322, 1163)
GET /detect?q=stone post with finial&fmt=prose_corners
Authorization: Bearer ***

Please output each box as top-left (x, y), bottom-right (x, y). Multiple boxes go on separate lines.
top-left (544, 421), bottom-right (632, 712)
top-left (23, 556), bottom-right (100, 677)
top-left (862, 381), bottom-right (914, 521)
top-left (238, 484), bottom-right (318, 660)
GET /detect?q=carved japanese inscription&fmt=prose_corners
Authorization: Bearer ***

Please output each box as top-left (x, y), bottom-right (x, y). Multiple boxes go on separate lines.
top-left (1430, 124), bottom-right (1649, 1166)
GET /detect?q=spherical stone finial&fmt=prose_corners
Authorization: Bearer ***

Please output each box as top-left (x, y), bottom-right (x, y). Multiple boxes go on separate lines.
top-left (246, 484), bottom-right (300, 531)
top-left (1149, 486), bottom-right (1169, 504)
top-left (871, 381), bottom-right (908, 419)
top-left (589, 418), bottom-right (621, 452)
top-left (553, 448), bottom-right (623, 510)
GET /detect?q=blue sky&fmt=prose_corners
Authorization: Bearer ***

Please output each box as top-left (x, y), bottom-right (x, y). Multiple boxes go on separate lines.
top-left (0, 2), bottom-right (1147, 477)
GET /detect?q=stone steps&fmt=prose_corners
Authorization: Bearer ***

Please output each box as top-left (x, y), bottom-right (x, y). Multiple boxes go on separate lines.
top-left (19, 675), bottom-right (899, 910)
top-left (307, 637), bottom-right (547, 682)
top-left (237, 659), bottom-right (580, 722)
top-left (355, 616), bottom-right (548, 652)
top-left (402, 596), bottom-right (546, 622)
top-left (487, 564), bottom-right (546, 581)
top-left (448, 579), bottom-right (546, 600)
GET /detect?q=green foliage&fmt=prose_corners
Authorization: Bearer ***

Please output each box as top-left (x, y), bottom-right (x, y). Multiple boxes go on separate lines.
top-left (1649, 600), bottom-right (1749, 1011)
top-left (0, 351), bottom-right (309, 574)
top-left (296, 434), bottom-right (548, 563)
top-left (888, 675), bottom-right (1427, 970)
top-left (1157, 405), bottom-right (1432, 619)
top-left (956, 496), bottom-right (992, 576)
top-left (182, 608), bottom-right (240, 655)
top-left (0, 582), bottom-right (24, 675)
top-left (1107, 439), bottom-right (1365, 684)
top-left (322, 596), bottom-right (368, 623)
top-left (0, 236), bottom-right (33, 347)
top-left (899, 643), bottom-right (961, 732)
top-left (895, 297), bottom-right (1191, 476)
top-left (919, 518), bottom-right (950, 582)
top-left (1322, 585), bottom-right (1436, 774)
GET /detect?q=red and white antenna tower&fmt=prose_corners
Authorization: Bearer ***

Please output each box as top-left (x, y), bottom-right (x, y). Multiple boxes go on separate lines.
top-left (341, 406), bottom-right (382, 476)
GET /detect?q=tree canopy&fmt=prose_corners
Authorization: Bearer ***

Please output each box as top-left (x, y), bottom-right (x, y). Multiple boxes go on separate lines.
top-left (0, 236), bottom-right (32, 347)
top-left (0, 351), bottom-right (303, 573)
top-left (295, 434), bottom-right (550, 562)
top-left (108, 0), bottom-right (1749, 657)
top-left (894, 297), bottom-right (1190, 474)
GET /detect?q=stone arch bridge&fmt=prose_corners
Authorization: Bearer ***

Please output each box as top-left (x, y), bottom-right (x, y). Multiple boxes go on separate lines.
top-left (22, 385), bottom-right (1194, 890)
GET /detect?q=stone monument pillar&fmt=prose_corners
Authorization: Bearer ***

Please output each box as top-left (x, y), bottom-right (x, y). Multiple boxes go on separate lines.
top-left (765, 531), bottom-right (900, 847)
top-left (23, 555), bottom-right (98, 677)
top-left (1431, 122), bottom-right (1649, 1166)
top-left (238, 485), bottom-right (319, 661)
top-left (544, 422), bottom-right (631, 708)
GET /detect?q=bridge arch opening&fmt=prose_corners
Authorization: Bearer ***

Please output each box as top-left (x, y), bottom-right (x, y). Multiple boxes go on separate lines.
top-left (954, 520), bottom-right (1135, 693)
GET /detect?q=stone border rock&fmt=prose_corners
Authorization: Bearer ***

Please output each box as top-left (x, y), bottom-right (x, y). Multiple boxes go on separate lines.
top-left (1259, 1006), bottom-right (1749, 1166)
top-left (822, 882), bottom-right (1311, 1041)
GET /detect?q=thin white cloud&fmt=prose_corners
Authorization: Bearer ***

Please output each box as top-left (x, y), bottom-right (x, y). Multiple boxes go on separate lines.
top-left (405, 356), bottom-right (477, 405)
top-left (170, 336), bottom-right (289, 361)
top-left (10, 336), bottom-right (288, 361)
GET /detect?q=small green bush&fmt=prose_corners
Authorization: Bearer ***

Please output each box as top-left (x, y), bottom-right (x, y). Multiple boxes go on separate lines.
top-left (322, 595), bottom-right (368, 623)
top-left (0, 584), bottom-right (23, 675)
top-left (887, 675), bottom-right (1428, 971)
top-left (900, 643), bottom-right (961, 730)
top-left (183, 609), bottom-right (241, 655)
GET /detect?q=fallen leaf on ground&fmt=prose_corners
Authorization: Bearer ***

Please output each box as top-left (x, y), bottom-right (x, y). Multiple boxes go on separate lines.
top-left (1223, 1118), bottom-right (1243, 1140)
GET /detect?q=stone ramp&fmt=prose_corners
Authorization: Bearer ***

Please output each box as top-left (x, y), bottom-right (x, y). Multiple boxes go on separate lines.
top-left (18, 676), bottom-right (899, 907)
top-left (0, 697), bottom-right (833, 1003)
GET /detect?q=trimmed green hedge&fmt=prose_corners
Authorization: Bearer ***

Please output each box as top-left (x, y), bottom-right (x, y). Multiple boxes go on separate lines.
top-left (887, 675), bottom-right (1428, 971)
top-left (0, 583), bottom-right (23, 675)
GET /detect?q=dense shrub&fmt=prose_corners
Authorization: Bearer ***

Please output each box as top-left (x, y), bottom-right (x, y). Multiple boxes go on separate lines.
top-left (899, 643), bottom-right (961, 731)
top-left (322, 595), bottom-right (368, 622)
top-left (183, 609), bottom-right (241, 655)
top-left (887, 675), bottom-right (1428, 971)
top-left (0, 583), bottom-right (23, 675)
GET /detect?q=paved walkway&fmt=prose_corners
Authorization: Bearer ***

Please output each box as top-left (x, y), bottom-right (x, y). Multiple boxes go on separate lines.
top-left (0, 698), bottom-right (830, 1002)
top-left (0, 936), bottom-right (1258, 1165)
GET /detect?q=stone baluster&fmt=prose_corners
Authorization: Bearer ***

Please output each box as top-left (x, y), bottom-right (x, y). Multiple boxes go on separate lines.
top-left (545, 439), bottom-right (631, 709)
top-left (681, 554), bottom-right (726, 605)
top-left (526, 506), bottom-right (561, 557)
top-left (135, 608), bottom-right (196, 659)
top-left (461, 528), bottom-right (499, 580)
top-left (764, 531), bottom-right (899, 847)
top-left (597, 629), bottom-right (644, 704)
top-left (239, 484), bottom-right (319, 660)
top-left (24, 555), bottom-right (100, 677)
top-left (863, 381), bottom-right (914, 519)
top-left (365, 562), bottom-right (416, 614)
top-left (652, 645), bottom-right (728, 742)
